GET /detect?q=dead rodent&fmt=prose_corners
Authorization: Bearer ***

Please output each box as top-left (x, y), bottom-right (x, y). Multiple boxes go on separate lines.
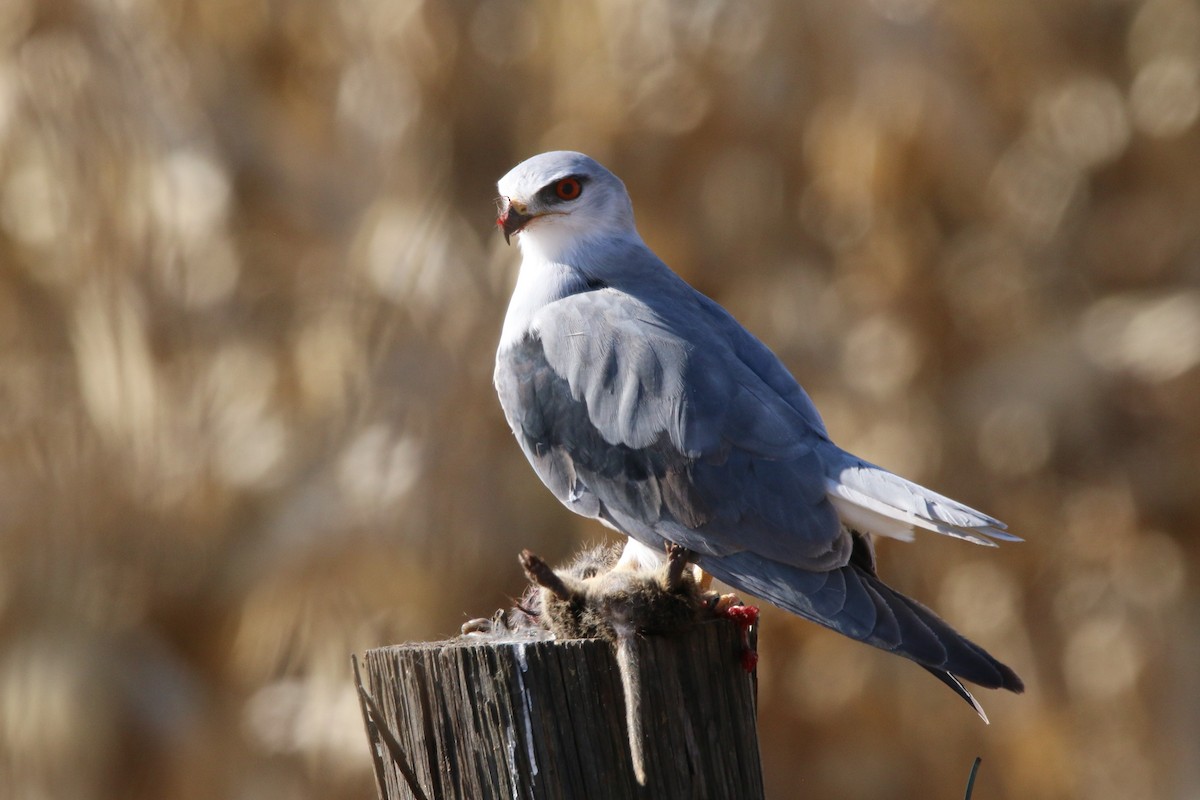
top-left (460, 542), bottom-right (755, 786)
top-left (518, 542), bottom-right (705, 642)
top-left (517, 542), bottom-right (712, 786)
top-left (459, 542), bottom-right (714, 640)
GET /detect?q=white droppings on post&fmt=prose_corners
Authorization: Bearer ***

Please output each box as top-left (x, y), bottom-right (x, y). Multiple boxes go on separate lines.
top-left (505, 726), bottom-right (520, 800)
top-left (514, 643), bottom-right (539, 778)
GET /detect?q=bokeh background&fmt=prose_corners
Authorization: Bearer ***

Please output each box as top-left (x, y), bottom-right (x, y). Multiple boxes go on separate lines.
top-left (2, 0), bottom-right (1198, 797)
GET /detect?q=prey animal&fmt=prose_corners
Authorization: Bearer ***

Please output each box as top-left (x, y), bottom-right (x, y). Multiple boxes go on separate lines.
top-left (517, 543), bottom-right (753, 785)
top-left (492, 151), bottom-right (1024, 718)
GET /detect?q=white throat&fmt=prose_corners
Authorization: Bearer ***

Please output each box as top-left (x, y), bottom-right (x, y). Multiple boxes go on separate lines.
top-left (498, 226), bottom-right (641, 348)
top-left (498, 245), bottom-right (581, 348)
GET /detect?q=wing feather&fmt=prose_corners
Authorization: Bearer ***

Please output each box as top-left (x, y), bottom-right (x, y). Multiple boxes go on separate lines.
top-left (496, 286), bottom-right (848, 570)
top-left (699, 551), bottom-right (1024, 694)
top-left (826, 455), bottom-right (1023, 546)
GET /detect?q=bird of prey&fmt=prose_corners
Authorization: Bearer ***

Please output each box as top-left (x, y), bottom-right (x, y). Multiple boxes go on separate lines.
top-left (492, 151), bottom-right (1024, 717)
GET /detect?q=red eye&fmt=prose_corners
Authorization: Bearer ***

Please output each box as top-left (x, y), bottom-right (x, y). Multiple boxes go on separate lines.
top-left (555, 177), bottom-right (582, 200)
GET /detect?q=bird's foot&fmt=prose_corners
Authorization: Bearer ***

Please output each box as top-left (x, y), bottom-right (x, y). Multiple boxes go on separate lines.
top-left (663, 543), bottom-right (694, 590)
top-left (706, 592), bottom-right (742, 615)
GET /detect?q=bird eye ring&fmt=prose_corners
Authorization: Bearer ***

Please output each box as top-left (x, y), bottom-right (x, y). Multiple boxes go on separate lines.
top-left (555, 177), bottom-right (582, 201)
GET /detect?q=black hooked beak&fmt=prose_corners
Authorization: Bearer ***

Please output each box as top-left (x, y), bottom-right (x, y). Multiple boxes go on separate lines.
top-left (496, 197), bottom-right (533, 245)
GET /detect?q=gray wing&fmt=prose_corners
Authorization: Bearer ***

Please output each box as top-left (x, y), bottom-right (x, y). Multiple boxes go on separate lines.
top-left (494, 284), bottom-right (849, 571)
top-left (698, 547), bottom-right (1025, 698)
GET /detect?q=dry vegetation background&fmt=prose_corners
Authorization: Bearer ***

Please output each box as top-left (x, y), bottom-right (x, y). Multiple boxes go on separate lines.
top-left (1, 0), bottom-right (1198, 797)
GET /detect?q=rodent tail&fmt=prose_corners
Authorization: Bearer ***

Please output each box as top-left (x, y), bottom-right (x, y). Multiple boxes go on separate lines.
top-left (614, 628), bottom-right (647, 785)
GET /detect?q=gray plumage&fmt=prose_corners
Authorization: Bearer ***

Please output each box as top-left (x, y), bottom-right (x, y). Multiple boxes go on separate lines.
top-left (493, 151), bottom-right (1024, 712)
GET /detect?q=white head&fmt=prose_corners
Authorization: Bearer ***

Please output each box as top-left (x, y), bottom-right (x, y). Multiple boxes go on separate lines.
top-left (496, 151), bottom-right (637, 262)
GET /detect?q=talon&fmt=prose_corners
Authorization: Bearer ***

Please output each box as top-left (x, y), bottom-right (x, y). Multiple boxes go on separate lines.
top-left (664, 543), bottom-right (691, 589)
top-left (712, 593), bottom-right (745, 616)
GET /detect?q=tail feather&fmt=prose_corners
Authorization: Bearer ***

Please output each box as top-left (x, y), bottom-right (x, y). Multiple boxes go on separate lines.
top-left (698, 550), bottom-right (1025, 702)
top-left (826, 456), bottom-right (1023, 546)
top-left (923, 668), bottom-right (990, 723)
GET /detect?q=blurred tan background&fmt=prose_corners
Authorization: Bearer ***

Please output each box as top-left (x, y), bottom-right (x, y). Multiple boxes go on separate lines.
top-left (1, 0), bottom-right (1198, 797)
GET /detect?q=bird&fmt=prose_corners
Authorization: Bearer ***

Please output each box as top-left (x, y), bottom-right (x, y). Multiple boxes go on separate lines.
top-left (491, 150), bottom-right (1024, 718)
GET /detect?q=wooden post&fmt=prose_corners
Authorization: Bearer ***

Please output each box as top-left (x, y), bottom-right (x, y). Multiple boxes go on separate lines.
top-left (355, 619), bottom-right (763, 800)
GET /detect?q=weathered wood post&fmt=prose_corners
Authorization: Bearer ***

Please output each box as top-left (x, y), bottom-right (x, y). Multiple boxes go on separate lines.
top-left (354, 619), bottom-right (764, 800)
